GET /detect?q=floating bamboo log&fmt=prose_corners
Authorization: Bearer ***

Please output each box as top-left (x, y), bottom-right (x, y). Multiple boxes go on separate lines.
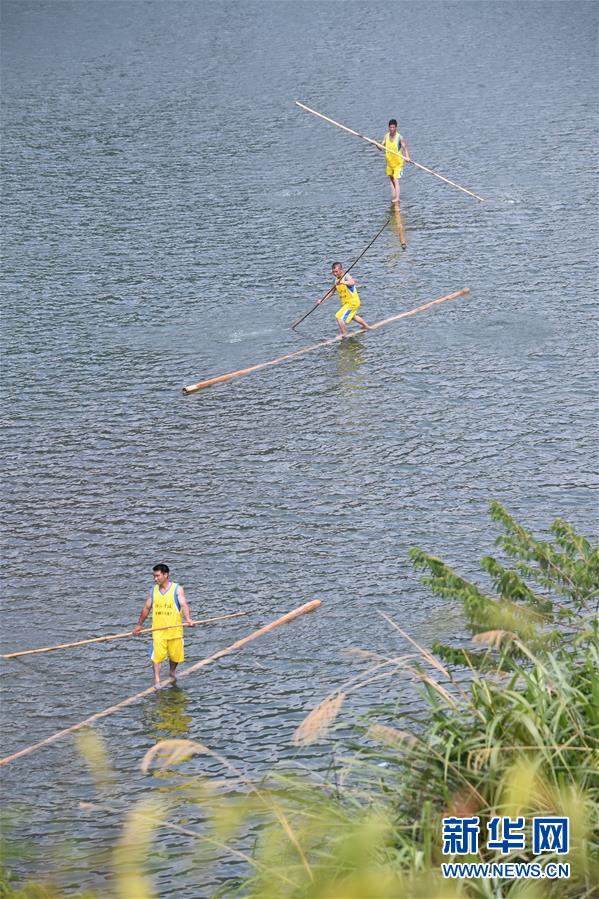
top-left (182, 288), bottom-right (470, 395)
top-left (0, 612), bottom-right (248, 660)
top-left (0, 600), bottom-right (321, 767)
top-left (295, 101), bottom-right (485, 202)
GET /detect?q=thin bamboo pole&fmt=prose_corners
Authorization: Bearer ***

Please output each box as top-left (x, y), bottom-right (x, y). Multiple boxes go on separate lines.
top-left (182, 288), bottom-right (470, 395)
top-left (0, 600), bottom-right (321, 767)
top-left (295, 101), bottom-right (485, 202)
top-left (1, 612), bottom-right (248, 660)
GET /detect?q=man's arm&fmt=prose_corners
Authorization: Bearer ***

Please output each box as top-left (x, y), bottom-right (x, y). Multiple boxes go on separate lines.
top-left (400, 136), bottom-right (412, 163)
top-left (318, 285), bottom-right (336, 306)
top-left (133, 592), bottom-right (152, 635)
top-left (342, 274), bottom-right (356, 287)
top-left (177, 586), bottom-right (194, 626)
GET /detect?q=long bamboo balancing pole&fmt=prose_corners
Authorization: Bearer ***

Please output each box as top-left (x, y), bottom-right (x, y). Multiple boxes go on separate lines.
top-left (0, 600), bottom-right (321, 767)
top-left (295, 101), bottom-right (484, 202)
top-left (182, 288), bottom-right (470, 395)
top-left (1, 612), bottom-right (247, 660)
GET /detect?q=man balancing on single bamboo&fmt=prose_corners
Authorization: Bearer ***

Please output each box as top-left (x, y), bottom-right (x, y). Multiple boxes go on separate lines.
top-left (379, 118), bottom-right (412, 205)
top-left (317, 262), bottom-right (372, 338)
top-left (133, 563), bottom-right (194, 688)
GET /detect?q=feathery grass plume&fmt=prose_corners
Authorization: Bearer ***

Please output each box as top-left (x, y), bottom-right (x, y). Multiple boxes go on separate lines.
top-left (75, 727), bottom-right (116, 791)
top-left (113, 798), bottom-right (164, 899)
top-left (141, 739), bottom-right (208, 773)
top-left (368, 724), bottom-right (417, 747)
top-left (293, 692), bottom-right (346, 746)
top-left (500, 755), bottom-right (545, 817)
top-left (551, 782), bottom-right (599, 885)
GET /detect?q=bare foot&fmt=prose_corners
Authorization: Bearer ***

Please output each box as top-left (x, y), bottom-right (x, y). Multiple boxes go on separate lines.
top-left (154, 681), bottom-right (161, 689)
top-left (360, 323), bottom-right (372, 331)
top-left (401, 241), bottom-right (407, 250)
top-left (169, 672), bottom-right (177, 683)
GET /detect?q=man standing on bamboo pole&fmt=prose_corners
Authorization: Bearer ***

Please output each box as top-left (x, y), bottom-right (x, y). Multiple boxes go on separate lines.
top-left (318, 262), bottom-right (372, 338)
top-left (133, 564), bottom-right (194, 687)
top-left (380, 118), bottom-right (411, 205)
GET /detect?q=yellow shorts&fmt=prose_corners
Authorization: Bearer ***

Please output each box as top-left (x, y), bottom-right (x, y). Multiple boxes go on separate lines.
top-left (336, 303), bottom-right (359, 324)
top-left (386, 165), bottom-right (403, 179)
top-left (151, 634), bottom-right (184, 664)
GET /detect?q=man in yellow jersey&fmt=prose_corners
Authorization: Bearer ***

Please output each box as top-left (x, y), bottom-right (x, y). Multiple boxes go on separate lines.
top-left (380, 118), bottom-right (411, 205)
top-left (133, 563), bottom-right (194, 688)
top-left (318, 262), bottom-right (372, 338)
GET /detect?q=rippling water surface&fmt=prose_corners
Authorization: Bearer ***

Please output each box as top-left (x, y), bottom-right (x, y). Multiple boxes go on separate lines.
top-left (1, 1), bottom-right (597, 894)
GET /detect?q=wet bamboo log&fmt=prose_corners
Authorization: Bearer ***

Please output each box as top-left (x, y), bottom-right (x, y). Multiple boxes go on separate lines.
top-left (182, 288), bottom-right (470, 395)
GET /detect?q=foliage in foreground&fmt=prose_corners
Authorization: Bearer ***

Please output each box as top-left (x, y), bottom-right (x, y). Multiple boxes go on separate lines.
top-left (2, 503), bottom-right (598, 897)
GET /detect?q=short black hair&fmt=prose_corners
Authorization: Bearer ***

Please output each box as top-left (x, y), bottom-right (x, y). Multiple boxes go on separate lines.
top-left (388, 118), bottom-right (397, 127)
top-left (331, 261), bottom-right (342, 270)
top-left (153, 563), bottom-right (170, 574)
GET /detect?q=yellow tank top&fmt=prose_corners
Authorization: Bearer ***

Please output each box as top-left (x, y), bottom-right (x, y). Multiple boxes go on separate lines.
top-left (335, 280), bottom-right (360, 309)
top-left (152, 581), bottom-right (183, 639)
top-left (383, 132), bottom-right (403, 170)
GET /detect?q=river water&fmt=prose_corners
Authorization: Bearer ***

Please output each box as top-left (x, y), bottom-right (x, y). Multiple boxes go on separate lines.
top-left (1, 1), bottom-right (597, 894)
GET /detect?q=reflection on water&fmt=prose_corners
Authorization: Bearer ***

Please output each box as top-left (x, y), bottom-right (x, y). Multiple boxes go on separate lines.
top-left (336, 338), bottom-right (366, 392)
top-left (388, 203), bottom-right (407, 254)
top-left (143, 685), bottom-right (192, 741)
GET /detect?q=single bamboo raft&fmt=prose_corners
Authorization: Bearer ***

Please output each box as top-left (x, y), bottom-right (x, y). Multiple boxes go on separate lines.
top-left (0, 612), bottom-right (247, 660)
top-left (182, 288), bottom-right (470, 395)
top-left (0, 600), bottom-right (321, 767)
